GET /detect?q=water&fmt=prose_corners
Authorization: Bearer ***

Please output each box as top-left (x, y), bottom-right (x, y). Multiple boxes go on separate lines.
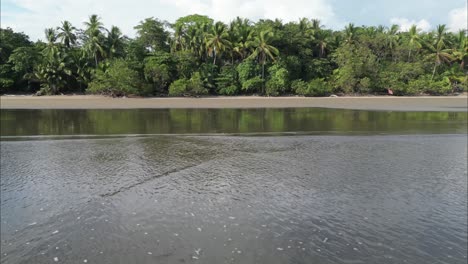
top-left (1, 108), bottom-right (467, 264)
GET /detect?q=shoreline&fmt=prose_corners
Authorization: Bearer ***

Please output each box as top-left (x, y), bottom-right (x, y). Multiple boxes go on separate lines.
top-left (1, 95), bottom-right (467, 111)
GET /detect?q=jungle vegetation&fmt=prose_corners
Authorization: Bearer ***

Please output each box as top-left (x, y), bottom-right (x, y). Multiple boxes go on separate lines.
top-left (1, 14), bottom-right (466, 96)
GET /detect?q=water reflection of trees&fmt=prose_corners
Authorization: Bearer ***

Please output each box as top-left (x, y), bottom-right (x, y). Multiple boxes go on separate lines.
top-left (1, 109), bottom-right (466, 136)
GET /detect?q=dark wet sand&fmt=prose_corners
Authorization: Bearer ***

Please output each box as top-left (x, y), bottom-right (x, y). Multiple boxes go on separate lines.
top-left (1, 95), bottom-right (467, 111)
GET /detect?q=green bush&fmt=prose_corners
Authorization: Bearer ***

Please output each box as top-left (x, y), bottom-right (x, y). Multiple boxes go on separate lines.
top-left (168, 78), bottom-right (190, 96)
top-left (241, 76), bottom-right (263, 93)
top-left (168, 72), bottom-right (208, 96)
top-left (265, 65), bottom-right (289, 96)
top-left (291, 79), bottom-right (308, 94)
top-left (237, 60), bottom-right (259, 91)
top-left (293, 78), bottom-right (331, 96)
top-left (87, 59), bottom-right (144, 96)
top-left (216, 66), bottom-right (239, 95)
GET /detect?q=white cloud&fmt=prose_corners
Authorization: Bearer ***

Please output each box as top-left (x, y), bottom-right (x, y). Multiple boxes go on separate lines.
top-left (2, 0), bottom-right (342, 41)
top-left (447, 4), bottom-right (467, 32)
top-left (389, 17), bottom-right (431, 32)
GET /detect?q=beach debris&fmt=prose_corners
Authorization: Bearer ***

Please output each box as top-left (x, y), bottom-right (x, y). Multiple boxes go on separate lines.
top-left (28, 222), bottom-right (37, 226)
top-left (53, 257), bottom-right (59, 262)
top-left (52, 230), bottom-right (59, 234)
top-left (83, 260), bottom-right (87, 263)
top-left (195, 248), bottom-right (201, 255)
top-left (277, 247), bottom-right (284, 251)
top-left (197, 227), bottom-right (202, 232)
top-left (323, 238), bottom-right (328, 243)
top-left (353, 248), bottom-right (358, 251)
top-left (147, 252), bottom-right (152, 255)
top-left (174, 233), bottom-right (179, 236)
top-left (228, 216), bottom-right (236, 220)
top-left (192, 256), bottom-right (199, 260)
top-left (330, 94), bottom-right (338, 97)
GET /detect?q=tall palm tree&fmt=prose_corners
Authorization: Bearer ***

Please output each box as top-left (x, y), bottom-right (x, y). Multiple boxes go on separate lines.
top-left (344, 23), bottom-right (358, 44)
top-left (84, 14), bottom-right (105, 66)
top-left (386, 24), bottom-right (400, 60)
top-left (43, 28), bottom-right (59, 59)
top-left (206, 22), bottom-right (231, 65)
top-left (105, 26), bottom-right (126, 59)
top-left (425, 27), bottom-right (454, 80)
top-left (171, 23), bottom-right (185, 52)
top-left (247, 30), bottom-right (279, 93)
top-left (231, 18), bottom-right (254, 60)
top-left (57, 21), bottom-right (76, 48)
top-left (315, 29), bottom-right (330, 57)
top-left (452, 30), bottom-right (467, 69)
top-left (407, 25), bottom-right (422, 61)
top-left (311, 19), bottom-right (322, 33)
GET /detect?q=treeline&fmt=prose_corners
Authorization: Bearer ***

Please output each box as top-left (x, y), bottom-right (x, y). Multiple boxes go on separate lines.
top-left (0, 14), bottom-right (466, 96)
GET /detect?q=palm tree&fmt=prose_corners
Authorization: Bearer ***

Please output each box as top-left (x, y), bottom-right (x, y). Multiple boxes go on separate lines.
top-left (311, 19), bottom-right (322, 33)
top-left (452, 30), bottom-right (468, 69)
top-left (344, 23), bottom-right (358, 44)
top-left (425, 27), bottom-right (454, 80)
top-left (229, 19), bottom-right (254, 61)
top-left (407, 25), bottom-right (422, 61)
top-left (43, 28), bottom-right (59, 59)
top-left (171, 23), bottom-right (185, 52)
top-left (84, 14), bottom-right (106, 66)
top-left (57, 21), bottom-right (76, 48)
top-left (315, 29), bottom-right (330, 58)
top-left (105, 26), bottom-right (126, 59)
top-left (247, 30), bottom-right (279, 93)
top-left (206, 22), bottom-right (231, 65)
top-left (386, 24), bottom-right (400, 60)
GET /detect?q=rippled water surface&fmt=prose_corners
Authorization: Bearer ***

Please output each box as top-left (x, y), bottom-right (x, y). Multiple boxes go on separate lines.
top-left (1, 108), bottom-right (467, 264)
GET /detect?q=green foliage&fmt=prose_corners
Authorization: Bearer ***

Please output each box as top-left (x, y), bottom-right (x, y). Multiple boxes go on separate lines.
top-left (0, 28), bottom-right (31, 64)
top-left (134, 17), bottom-right (170, 52)
top-left (168, 72), bottom-right (208, 96)
top-left (1, 16), bottom-right (465, 96)
top-left (242, 76), bottom-right (263, 93)
top-left (144, 51), bottom-right (176, 94)
top-left (332, 44), bottom-right (378, 93)
top-left (265, 64), bottom-right (289, 96)
top-left (408, 75), bottom-right (453, 95)
top-left (215, 66), bottom-right (239, 95)
top-left (293, 78), bottom-right (331, 96)
top-left (236, 60), bottom-right (259, 91)
top-left (168, 78), bottom-right (190, 96)
top-left (87, 59), bottom-right (144, 96)
top-left (174, 51), bottom-right (198, 78)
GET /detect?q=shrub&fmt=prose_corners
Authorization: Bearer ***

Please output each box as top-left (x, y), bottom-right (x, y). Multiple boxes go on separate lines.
top-left (265, 65), bottom-right (289, 96)
top-left (168, 78), bottom-right (190, 96)
top-left (237, 60), bottom-right (259, 89)
top-left (241, 76), bottom-right (263, 93)
top-left (294, 78), bottom-right (331, 96)
top-left (216, 66), bottom-right (239, 95)
top-left (87, 59), bottom-right (145, 96)
top-left (168, 72), bottom-right (208, 96)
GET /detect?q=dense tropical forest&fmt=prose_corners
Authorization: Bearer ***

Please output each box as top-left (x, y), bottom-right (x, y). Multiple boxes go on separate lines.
top-left (1, 14), bottom-right (466, 96)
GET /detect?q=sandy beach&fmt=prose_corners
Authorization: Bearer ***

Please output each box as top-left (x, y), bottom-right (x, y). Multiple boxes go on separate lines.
top-left (1, 95), bottom-right (467, 111)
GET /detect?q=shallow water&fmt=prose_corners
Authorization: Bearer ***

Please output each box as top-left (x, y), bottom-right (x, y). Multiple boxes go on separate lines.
top-left (1, 108), bottom-right (467, 137)
top-left (1, 109), bottom-right (467, 264)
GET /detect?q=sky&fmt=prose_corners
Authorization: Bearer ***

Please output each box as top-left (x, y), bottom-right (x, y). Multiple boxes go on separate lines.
top-left (1, 0), bottom-right (467, 41)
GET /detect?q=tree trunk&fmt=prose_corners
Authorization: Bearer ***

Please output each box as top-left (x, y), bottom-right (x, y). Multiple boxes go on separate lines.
top-left (262, 62), bottom-right (265, 95)
top-left (213, 51), bottom-right (217, 65)
top-left (431, 63), bottom-right (437, 80)
top-left (95, 54), bottom-right (98, 67)
top-left (408, 49), bottom-right (412, 62)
